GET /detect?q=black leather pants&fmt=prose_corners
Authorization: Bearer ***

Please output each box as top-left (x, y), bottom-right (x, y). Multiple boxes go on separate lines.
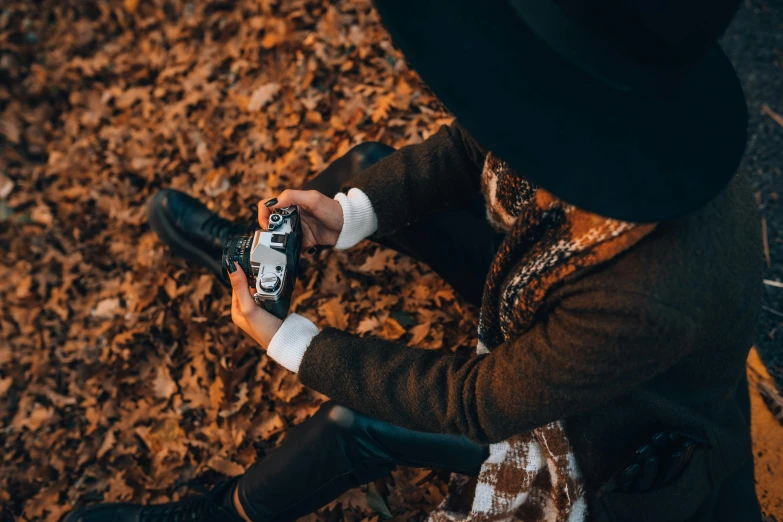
top-left (235, 402), bottom-right (488, 522)
top-left (235, 143), bottom-right (499, 521)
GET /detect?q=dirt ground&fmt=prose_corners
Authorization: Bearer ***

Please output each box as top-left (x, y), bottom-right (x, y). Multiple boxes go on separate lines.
top-left (721, 0), bottom-right (783, 387)
top-left (0, 1), bottom-right (781, 521)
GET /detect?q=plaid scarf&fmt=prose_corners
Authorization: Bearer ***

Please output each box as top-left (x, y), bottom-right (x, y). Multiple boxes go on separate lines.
top-left (429, 153), bottom-right (656, 522)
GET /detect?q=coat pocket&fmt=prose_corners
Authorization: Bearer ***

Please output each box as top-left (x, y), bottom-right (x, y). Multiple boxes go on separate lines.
top-left (595, 446), bottom-right (713, 522)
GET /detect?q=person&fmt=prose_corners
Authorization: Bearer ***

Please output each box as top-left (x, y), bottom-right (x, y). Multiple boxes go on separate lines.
top-left (64, 0), bottom-right (765, 521)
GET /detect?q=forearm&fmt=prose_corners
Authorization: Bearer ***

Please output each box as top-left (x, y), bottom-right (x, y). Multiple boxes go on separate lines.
top-left (267, 291), bottom-right (695, 444)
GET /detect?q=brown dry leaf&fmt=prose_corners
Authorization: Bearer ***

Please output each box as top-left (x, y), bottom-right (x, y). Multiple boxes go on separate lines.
top-left (358, 248), bottom-right (397, 273)
top-left (248, 83), bottom-right (281, 112)
top-left (105, 471), bottom-right (134, 502)
top-left (261, 18), bottom-right (288, 49)
top-left (253, 411), bottom-right (285, 440)
top-left (95, 297), bottom-right (121, 318)
top-left (434, 287), bottom-right (455, 307)
top-left (0, 174), bottom-right (13, 199)
top-left (189, 274), bottom-right (213, 309)
top-left (372, 93), bottom-right (396, 123)
top-left (123, 0), bottom-right (139, 14)
top-left (31, 203), bottom-right (53, 226)
top-left (0, 376), bottom-right (12, 397)
top-left (146, 418), bottom-right (186, 449)
top-left (356, 316), bottom-right (382, 335)
top-left (328, 487), bottom-right (371, 513)
top-left (291, 289), bottom-right (315, 312)
top-left (208, 456), bottom-right (246, 477)
top-left (318, 297), bottom-right (348, 329)
top-left (379, 317), bottom-right (406, 340)
top-left (96, 429), bottom-right (117, 459)
top-left (409, 322), bottom-right (431, 345)
top-left (164, 278), bottom-right (178, 300)
top-left (220, 382), bottom-right (249, 418)
top-left (23, 487), bottom-right (63, 521)
top-left (152, 364), bottom-right (178, 400)
top-left (15, 403), bottom-right (56, 432)
top-left (15, 275), bottom-right (32, 298)
top-left (275, 373), bottom-right (304, 403)
top-left (208, 376), bottom-right (225, 419)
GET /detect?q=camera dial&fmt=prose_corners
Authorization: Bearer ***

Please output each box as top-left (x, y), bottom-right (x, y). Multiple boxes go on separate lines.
top-left (268, 214), bottom-right (283, 230)
top-left (259, 272), bottom-right (281, 292)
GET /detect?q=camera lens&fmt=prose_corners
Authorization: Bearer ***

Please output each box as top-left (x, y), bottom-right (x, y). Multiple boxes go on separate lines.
top-left (222, 235), bottom-right (255, 284)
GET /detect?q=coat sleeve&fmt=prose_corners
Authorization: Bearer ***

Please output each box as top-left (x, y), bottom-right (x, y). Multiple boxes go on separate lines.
top-left (297, 288), bottom-right (696, 444)
top-left (343, 120), bottom-right (487, 236)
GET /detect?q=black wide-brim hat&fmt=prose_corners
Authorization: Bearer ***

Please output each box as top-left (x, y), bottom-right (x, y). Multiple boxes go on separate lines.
top-left (373, 0), bottom-right (748, 222)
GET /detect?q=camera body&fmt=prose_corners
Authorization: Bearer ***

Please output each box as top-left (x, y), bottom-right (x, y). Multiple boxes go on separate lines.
top-left (222, 206), bottom-right (302, 319)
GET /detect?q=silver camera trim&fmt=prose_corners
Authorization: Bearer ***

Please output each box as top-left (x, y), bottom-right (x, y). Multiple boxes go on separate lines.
top-left (247, 207), bottom-right (297, 305)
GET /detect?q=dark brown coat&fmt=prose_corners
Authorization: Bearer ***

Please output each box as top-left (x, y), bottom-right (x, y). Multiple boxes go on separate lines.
top-left (298, 124), bottom-right (764, 521)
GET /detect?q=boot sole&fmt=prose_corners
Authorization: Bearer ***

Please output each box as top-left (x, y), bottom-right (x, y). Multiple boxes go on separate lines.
top-left (145, 191), bottom-right (228, 286)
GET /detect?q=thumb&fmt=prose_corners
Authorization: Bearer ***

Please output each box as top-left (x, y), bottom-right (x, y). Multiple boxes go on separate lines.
top-left (227, 261), bottom-right (257, 312)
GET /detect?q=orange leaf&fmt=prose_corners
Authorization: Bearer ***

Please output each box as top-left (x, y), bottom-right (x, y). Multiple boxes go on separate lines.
top-left (379, 317), bottom-right (405, 340)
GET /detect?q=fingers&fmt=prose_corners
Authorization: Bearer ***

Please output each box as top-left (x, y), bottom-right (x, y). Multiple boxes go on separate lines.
top-left (257, 190), bottom-right (326, 228)
top-left (227, 262), bottom-right (284, 348)
top-left (257, 199), bottom-right (272, 229)
top-left (226, 261), bottom-right (258, 314)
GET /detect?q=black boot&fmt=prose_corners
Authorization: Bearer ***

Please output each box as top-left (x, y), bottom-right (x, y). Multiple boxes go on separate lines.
top-left (63, 480), bottom-right (244, 522)
top-left (147, 189), bottom-right (257, 286)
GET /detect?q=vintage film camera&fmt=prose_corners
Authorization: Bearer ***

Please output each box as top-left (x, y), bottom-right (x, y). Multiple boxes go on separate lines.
top-left (222, 206), bottom-right (302, 319)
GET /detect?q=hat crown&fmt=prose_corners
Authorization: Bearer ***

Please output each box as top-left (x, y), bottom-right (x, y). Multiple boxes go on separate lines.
top-left (553, 0), bottom-right (741, 67)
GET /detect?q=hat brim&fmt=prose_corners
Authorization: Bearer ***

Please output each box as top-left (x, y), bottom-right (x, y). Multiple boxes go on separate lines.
top-left (374, 0), bottom-right (748, 222)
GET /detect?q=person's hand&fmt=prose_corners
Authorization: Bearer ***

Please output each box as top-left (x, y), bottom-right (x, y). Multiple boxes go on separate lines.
top-left (227, 260), bottom-right (282, 349)
top-left (258, 190), bottom-right (343, 252)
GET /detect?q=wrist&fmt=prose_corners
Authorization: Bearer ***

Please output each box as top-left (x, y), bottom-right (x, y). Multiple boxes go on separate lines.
top-left (262, 319), bottom-right (283, 347)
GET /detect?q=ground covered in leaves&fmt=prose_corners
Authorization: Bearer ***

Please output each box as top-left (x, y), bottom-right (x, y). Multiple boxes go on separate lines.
top-left (0, 1), bottom-right (469, 520)
top-left (0, 1), bottom-right (781, 522)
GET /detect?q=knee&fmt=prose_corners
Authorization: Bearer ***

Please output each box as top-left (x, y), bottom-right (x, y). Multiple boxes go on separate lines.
top-left (319, 402), bottom-right (361, 433)
top-left (344, 142), bottom-right (395, 172)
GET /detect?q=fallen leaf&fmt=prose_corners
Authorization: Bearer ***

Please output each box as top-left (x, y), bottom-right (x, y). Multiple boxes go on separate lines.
top-left (248, 83), bottom-right (281, 111)
top-left (318, 297), bottom-right (348, 329)
top-left (379, 317), bottom-right (405, 340)
top-left (358, 248), bottom-right (397, 273)
top-left (0, 174), bottom-right (13, 199)
top-left (152, 364), bottom-right (178, 400)
top-left (189, 274), bottom-right (213, 308)
top-left (356, 316), bottom-right (381, 335)
top-left (409, 322), bottom-right (431, 345)
top-left (253, 411), bottom-right (284, 439)
top-left (123, 0), bottom-right (139, 14)
top-left (94, 297), bottom-right (121, 318)
top-left (96, 429), bottom-right (117, 459)
top-left (207, 456), bottom-right (245, 477)
top-left (0, 376), bottom-right (13, 397)
top-left (31, 203), bottom-right (53, 226)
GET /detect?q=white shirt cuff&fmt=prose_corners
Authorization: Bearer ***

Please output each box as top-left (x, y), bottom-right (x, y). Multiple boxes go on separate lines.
top-left (334, 188), bottom-right (378, 250)
top-left (266, 313), bottom-right (320, 373)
